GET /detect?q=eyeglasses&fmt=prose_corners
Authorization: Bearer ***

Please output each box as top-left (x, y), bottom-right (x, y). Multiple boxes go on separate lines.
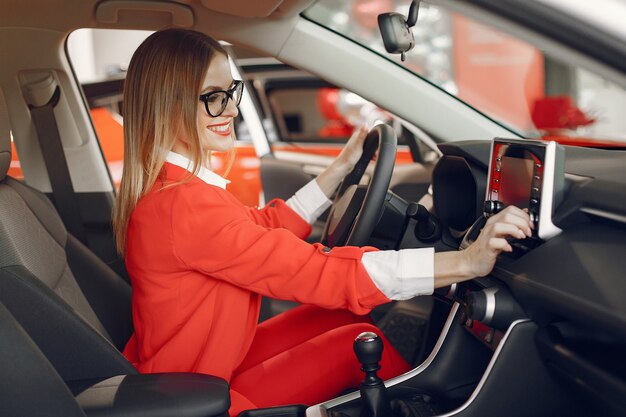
top-left (199, 80), bottom-right (244, 117)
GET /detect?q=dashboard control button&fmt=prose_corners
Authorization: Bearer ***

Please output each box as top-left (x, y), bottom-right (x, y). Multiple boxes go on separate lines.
top-left (465, 287), bottom-right (526, 330)
top-left (484, 200), bottom-right (504, 215)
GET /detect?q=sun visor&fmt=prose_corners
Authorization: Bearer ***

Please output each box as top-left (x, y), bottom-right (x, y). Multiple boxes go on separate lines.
top-left (96, 0), bottom-right (194, 28)
top-left (199, 0), bottom-right (285, 18)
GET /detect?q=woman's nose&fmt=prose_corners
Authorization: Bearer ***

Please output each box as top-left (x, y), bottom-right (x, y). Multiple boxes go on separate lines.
top-left (222, 95), bottom-right (239, 118)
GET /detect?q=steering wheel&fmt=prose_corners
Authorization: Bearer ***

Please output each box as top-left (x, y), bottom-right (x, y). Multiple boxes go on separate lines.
top-left (321, 124), bottom-right (397, 247)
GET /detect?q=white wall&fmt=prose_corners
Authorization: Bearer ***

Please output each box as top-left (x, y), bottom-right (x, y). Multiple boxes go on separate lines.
top-left (67, 29), bottom-right (153, 82)
top-left (66, 29), bottom-right (96, 81)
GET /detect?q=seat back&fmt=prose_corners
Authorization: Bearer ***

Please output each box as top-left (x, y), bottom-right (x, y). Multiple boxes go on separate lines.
top-left (0, 89), bottom-right (136, 382)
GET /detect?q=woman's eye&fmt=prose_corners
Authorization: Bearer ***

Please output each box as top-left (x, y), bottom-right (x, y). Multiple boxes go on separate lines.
top-left (207, 95), bottom-right (221, 103)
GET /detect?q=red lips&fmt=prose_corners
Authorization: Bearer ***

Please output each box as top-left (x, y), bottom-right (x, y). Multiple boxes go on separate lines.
top-left (207, 121), bottom-right (232, 136)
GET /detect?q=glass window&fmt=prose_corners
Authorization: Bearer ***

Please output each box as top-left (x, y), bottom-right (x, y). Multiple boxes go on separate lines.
top-left (269, 87), bottom-right (353, 142)
top-left (263, 84), bottom-right (412, 146)
top-left (67, 29), bottom-right (152, 188)
top-left (304, 0), bottom-right (626, 146)
top-left (8, 133), bottom-right (24, 180)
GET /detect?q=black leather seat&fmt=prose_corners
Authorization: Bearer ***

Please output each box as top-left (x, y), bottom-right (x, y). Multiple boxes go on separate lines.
top-left (0, 90), bottom-right (230, 416)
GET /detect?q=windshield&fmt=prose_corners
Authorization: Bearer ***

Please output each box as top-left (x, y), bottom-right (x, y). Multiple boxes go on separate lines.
top-left (304, 0), bottom-right (626, 147)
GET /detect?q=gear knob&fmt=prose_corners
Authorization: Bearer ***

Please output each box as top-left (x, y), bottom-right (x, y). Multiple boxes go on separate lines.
top-left (353, 332), bottom-right (392, 417)
top-left (354, 331), bottom-right (384, 369)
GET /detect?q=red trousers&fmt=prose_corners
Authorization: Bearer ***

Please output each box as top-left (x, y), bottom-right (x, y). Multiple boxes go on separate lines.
top-left (229, 305), bottom-right (411, 415)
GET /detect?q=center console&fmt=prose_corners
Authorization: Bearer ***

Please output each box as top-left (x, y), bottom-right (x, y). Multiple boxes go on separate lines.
top-left (306, 296), bottom-right (575, 417)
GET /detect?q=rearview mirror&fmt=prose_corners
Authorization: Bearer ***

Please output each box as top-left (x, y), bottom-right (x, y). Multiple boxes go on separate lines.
top-left (377, 0), bottom-right (419, 61)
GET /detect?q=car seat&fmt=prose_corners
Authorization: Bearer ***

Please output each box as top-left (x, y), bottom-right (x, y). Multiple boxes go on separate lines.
top-left (0, 89), bottom-right (229, 417)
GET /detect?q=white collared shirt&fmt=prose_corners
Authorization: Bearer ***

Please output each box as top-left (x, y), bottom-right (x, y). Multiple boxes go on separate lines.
top-left (165, 151), bottom-right (231, 190)
top-left (165, 151), bottom-right (434, 300)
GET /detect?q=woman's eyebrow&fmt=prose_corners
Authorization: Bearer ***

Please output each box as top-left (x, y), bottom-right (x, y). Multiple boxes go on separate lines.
top-left (200, 80), bottom-right (235, 94)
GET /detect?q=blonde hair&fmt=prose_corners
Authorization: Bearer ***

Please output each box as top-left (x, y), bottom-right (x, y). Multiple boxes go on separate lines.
top-left (113, 29), bottom-right (230, 254)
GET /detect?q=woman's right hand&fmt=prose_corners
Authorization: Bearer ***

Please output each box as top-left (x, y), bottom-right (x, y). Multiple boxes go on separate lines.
top-left (433, 205), bottom-right (533, 288)
top-left (461, 206), bottom-right (533, 278)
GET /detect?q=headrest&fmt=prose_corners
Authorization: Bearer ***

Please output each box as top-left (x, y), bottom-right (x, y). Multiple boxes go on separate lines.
top-left (0, 89), bottom-right (11, 182)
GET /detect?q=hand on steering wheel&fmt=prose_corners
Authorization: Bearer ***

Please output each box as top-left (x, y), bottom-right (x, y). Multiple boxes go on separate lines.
top-left (333, 125), bottom-right (369, 173)
top-left (321, 124), bottom-right (397, 248)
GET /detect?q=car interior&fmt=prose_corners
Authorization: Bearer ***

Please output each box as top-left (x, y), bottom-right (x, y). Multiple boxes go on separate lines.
top-left (1, 0), bottom-right (625, 417)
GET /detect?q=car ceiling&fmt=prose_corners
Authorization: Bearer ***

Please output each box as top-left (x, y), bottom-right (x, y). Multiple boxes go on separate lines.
top-left (0, 0), bottom-right (303, 116)
top-left (0, 0), bottom-right (316, 81)
top-left (0, 0), bottom-right (313, 32)
top-left (1, 0), bottom-right (518, 154)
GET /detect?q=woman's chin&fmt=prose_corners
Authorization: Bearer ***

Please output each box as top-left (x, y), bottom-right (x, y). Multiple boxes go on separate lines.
top-left (204, 135), bottom-right (234, 153)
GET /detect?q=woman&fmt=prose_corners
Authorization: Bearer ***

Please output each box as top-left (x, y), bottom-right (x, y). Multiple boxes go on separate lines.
top-left (113, 29), bottom-right (532, 415)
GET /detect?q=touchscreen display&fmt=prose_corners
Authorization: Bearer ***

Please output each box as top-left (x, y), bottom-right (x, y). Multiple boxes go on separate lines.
top-left (486, 138), bottom-right (564, 241)
top-left (500, 156), bottom-right (534, 208)
top-left (489, 142), bottom-right (542, 211)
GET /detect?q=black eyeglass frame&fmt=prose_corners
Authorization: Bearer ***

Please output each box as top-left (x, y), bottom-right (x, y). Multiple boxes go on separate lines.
top-left (198, 80), bottom-right (244, 117)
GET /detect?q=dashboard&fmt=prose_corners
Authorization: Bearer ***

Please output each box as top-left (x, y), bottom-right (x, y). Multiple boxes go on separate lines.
top-left (426, 139), bottom-right (626, 412)
top-left (431, 140), bottom-right (626, 336)
top-left (315, 139), bottom-right (626, 417)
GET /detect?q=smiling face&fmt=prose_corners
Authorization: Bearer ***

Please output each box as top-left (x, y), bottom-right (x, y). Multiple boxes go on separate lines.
top-left (173, 53), bottom-right (239, 159)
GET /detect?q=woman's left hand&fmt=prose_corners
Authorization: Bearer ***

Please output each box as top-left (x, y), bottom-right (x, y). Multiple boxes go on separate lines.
top-left (332, 125), bottom-right (369, 176)
top-left (315, 125), bottom-right (368, 198)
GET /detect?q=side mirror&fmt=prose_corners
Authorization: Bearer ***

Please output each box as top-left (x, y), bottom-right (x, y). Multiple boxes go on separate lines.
top-left (377, 0), bottom-right (419, 61)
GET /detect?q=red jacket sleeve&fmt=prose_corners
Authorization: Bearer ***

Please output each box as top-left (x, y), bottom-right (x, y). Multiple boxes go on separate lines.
top-left (170, 183), bottom-right (389, 315)
top-left (244, 198), bottom-right (312, 240)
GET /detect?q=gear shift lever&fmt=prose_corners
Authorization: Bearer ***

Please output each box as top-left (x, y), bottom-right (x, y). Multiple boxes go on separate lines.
top-left (354, 332), bottom-right (393, 417)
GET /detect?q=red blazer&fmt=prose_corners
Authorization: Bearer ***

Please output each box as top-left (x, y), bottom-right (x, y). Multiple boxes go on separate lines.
top-left (122, 163), bottom-right (389, 381)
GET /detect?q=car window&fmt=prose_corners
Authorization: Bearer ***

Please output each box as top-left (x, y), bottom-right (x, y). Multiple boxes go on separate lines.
top-left (304, 0), bottom-right (626, 146)
top-left (66, 29), bottom-right (151, 188)
top-left (8, 134), bottom-right (24, 180)
top-left (242, 66), bottom-right (412, 146)
top-left (269, 86), bottom-right (352, 143)
top-left (264, 84), bottom-right (416, 147)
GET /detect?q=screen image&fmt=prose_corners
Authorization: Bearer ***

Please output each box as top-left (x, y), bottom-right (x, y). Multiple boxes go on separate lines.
top-left (500, 156), bottom-right (534, 208)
